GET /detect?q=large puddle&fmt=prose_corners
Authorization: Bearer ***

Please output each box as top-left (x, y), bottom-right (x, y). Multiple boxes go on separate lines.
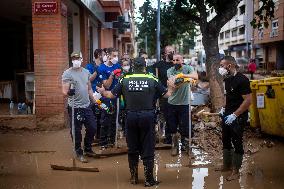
top-left (1, 129), bottom-right (284, 188)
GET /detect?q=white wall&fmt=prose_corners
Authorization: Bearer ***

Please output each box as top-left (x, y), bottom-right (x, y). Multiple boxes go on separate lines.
top-left (65, 0), bottom-right (81, 52)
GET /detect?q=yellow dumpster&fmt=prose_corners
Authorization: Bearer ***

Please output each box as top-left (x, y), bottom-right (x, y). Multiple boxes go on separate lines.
top-left (249, 80), bottom-right (260, 128)
top-left (253, 77), bottom-right (284, 137)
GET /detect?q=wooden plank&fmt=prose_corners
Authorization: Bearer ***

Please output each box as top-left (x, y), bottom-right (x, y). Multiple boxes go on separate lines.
top-left (50, 164), bottom-right (99, 172)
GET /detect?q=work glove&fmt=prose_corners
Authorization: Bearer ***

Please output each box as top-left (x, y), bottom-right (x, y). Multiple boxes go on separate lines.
top-left (176, 73), bottom-right (185, 79)
top-left (112, 69), bottom-right (122, 78)
top-left (224, 113), bottom-right (237, 125)
top-left (219, 107), bottom-right (225, 116)
top-left (93, 91), bottom-right (102, 101)
top-left (67, 88), bottom-right (75, 96)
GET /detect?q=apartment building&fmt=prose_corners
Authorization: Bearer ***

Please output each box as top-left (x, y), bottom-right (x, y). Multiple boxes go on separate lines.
top-left (252, 0), bottom-right (284, 70)
top-left (194, 0), bottom-right (254, 62)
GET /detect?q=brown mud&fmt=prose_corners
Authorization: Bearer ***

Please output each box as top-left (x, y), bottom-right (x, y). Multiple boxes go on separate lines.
top-left (0, 126), bottom-right (284, 189)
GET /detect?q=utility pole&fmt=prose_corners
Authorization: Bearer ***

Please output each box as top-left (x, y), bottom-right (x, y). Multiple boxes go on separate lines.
top-left (145, 35), bottom-right (148, 54)
top-left (156, 0), bottom-right (161, 62)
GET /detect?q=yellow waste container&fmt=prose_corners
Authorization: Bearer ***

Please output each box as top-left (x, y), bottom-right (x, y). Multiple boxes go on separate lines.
top-left (249, 80), bottom-right (260, 128)
top-left (254, 77), bottom-right (284, 137)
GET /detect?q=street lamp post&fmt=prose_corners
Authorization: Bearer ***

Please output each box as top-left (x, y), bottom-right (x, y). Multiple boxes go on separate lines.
top-left (156, 0), bottom-right (161, 62)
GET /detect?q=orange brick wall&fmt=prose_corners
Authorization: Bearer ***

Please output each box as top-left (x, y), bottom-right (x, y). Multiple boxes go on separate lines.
top-left (32, 0), bottom-right (68, 128)
top-left (254, 0), bottom-right (284, 44)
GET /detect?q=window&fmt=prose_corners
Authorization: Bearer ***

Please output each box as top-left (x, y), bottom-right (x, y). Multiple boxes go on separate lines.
top-left (225, 30), bottom-right (230, 38)
top-left (232, 28), bottom-right (238, 37)
top-left (239, 26), bottom-right (245, 35)
top-left (239, 5), bottom-right (245, 15)
top-left (272, 19), bottom-right (279, 29)
top-left (258, 28), bottom-right (264, 39)
top-left (219, 32), bottom-right (224, 40)
top-left (270, 19), bottom-right (279, 37)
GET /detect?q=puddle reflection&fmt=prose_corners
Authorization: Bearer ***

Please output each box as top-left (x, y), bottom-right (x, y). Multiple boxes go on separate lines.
top-left (192, 168), bottom-right (208, 189)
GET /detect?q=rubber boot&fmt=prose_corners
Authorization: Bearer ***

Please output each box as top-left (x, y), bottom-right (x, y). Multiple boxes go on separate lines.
top-left (129, 164), bottom-right (138, 184)
top-left (128, 154), bottom-right (139, 184)
top-left (215, 149), bottom-right (232, 172)
top-left (181, 137), bottom-right (189, 153)
top-left (171, 134), bottom-right (178, 156)
top-left (227, 153), bottom-right (243, 181)
top-left (143, 160), bottom-right (159, 187)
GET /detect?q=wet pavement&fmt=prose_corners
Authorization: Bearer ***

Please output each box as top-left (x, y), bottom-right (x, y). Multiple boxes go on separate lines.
top-left (1, 129), bottom-right (284, 189)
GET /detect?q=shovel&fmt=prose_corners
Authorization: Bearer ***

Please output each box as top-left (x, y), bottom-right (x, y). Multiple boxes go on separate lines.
top-left (51, 82), bottom-right (99, 172)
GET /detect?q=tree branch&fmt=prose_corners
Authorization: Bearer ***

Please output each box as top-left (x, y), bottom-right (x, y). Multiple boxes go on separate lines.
top-left (174, 0), bottom-right (201, 24)
top-left (210, 0), bottom-right (241, 29)
top-left (195, 0), bottom-right (209, 34)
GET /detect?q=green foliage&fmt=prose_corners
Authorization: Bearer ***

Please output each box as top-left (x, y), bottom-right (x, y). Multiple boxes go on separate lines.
top-left (251, 0), bottom-right (275, 28)
top-left (136, 0), bottom-right (196, 56)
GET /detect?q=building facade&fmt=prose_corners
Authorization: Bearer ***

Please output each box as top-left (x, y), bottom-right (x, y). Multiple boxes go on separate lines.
top-left (194, 0), bottom-right (254, 62)
top-left (0, 0), bottom-right (135, 128)
top-left (252, 0), bottom-right (284, 70)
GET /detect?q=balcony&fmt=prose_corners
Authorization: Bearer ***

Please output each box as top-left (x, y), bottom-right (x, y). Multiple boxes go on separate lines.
top-left (99, 0), bottom-right (122, 7)
top-left (99, 0), bottom-right (123, 13)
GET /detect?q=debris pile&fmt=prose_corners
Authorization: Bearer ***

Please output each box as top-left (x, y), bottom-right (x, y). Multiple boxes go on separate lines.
top-left (191, 105), bottom-right (277, 163)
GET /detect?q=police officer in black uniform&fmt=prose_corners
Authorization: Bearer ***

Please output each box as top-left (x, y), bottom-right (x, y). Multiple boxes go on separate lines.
top-left (217, 56), bottom-right (252, 181)
top-left (97, 57), bottom-right (175, 187)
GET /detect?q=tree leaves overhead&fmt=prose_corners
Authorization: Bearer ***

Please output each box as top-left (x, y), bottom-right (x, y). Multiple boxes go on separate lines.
top-left (251, 0), bottom-right (275, 28)
top-left (137, 0), bottom-right (196, 56)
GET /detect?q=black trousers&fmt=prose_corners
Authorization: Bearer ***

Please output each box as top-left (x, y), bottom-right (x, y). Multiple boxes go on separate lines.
top-left (126, 110), bottom-right (156, 165)
top-left (67, 106), bottom-right (97, 155)
top-left (222, 114), bottom-right (248, 155)
top-left (91, 104), bottom-right (101, 140)
top-left (99, 109), bottom-right (116, 146)
top-left (159, 98), bottom-right (171, 141)
top-left (167, 104), bottom-right (190, 138)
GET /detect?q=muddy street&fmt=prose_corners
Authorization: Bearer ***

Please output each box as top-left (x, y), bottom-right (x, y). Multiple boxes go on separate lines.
top-left (0, 129), bottom-right (284, 189)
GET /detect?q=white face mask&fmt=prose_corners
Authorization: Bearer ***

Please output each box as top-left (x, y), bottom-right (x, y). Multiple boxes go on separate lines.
top-left (145, 59), bottom-right (149, 66)
top-left (103, 55), bottom-right (108, 63)
top-left (218, 67), bottom-right (228, 76)
top-left (122, 66), bottom-right (130, 72)
top-left (72, 60), bottom-right (82, 68)
top-left (111, 57), bottom-right (119, 64)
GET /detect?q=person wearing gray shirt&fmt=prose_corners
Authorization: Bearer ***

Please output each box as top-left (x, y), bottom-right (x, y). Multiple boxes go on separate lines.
top-left (166, 54), bottom-right (198, 156)
top-left (62, 51), bottom-right (97, 163)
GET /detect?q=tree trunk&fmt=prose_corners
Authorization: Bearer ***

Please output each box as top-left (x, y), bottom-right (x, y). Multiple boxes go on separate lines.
top-left (202, 32), bottom-right (224, 112)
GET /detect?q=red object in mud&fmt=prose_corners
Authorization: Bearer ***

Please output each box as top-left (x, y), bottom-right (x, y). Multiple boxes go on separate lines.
top-left (248, 62), bottom-right (257, 73)
top-left (113, 69), bottom-right (122, 77)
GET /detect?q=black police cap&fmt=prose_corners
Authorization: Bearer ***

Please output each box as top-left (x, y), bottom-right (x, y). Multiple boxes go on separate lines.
top-left (133, 57), bottom-right (146, 67)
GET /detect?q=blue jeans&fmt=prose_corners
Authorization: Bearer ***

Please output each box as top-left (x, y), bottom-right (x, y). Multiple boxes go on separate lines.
top-left (68, 106), bottom-right (97, 155)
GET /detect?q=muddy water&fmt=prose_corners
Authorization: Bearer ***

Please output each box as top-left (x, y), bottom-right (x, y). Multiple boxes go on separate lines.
top-left (1, 129), bottom-right (284, 189)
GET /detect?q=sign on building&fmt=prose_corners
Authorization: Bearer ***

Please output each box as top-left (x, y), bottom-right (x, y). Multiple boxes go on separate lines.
top-left (34, 2), bottom-right (58, 15)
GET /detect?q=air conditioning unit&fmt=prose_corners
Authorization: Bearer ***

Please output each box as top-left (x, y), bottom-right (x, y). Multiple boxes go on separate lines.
top-left (270, 29), bottom-right (278, 38)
